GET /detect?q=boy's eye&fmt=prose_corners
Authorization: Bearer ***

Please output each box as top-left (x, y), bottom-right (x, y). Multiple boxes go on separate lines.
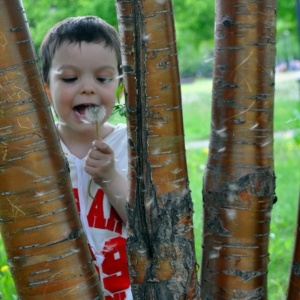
top-left (61, 77), bottom-right (77, 83)
top-left (97, 77), bottom-right (113, 84)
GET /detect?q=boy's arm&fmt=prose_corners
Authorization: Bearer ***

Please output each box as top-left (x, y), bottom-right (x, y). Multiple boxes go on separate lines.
top-left (85, 139), bottom-right (128, 223)
top-left (99, 169), bottom-right (128, 223)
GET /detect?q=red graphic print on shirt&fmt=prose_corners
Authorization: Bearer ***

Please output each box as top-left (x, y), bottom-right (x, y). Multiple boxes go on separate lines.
top-left (102, 236), bottom-right (130, 294)
top-left (73, 188), bottom-right (130, 298)
top-left (73, 188), bottom-right (122, 233)
top-left (105, 291), bottom-right (126, 300)
top-left (88, 189), bottom-right (122, 234)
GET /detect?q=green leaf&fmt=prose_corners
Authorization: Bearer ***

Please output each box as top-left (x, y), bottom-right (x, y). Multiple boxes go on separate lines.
top-left (113, 82), bottom-right (126, 116)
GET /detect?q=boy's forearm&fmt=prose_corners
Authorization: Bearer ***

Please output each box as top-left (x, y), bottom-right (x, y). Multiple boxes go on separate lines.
top-left (99, 171), bottom-right (128, 223)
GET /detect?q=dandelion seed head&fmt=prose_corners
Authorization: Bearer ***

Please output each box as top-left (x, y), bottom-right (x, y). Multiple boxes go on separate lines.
top-left (228, 183), bottom-right (239, 192)
top-left (260, 140), bottom-right (272, 148)
top-left (146, 197), bottom-right (155, 209)
top-left (151, 147), bottom-right (161, 155)
top-left (34, 192), bottom-right (46, 198)
top-left (250, 123), bottom-right (259, 130)
top-left (199, 164), bottom-right (206, 171)
top-left (228, 193), bottom-right (236, 203)
top-left (143, 33), bottom-right (151, 42)
top-left (226, 209), bottom-right (236, 220)
top-left (165, 157), bottom-right (172, 165)
top-left (181, 188), bottom-right (190, 197)
top-left (218, 147), bottom-right (226, 153)
top-left (215, 127), bottom-right (227, 138)
top-left (172, 182), bottom-right (181, 189)
top-left (209, 250), bottom-right (219, 259)
top-left (138, 248), bottom-right (148, 255)
top-left (86, 105), bottom-right (106, 124)
top-left (227, 184), bottom-right (239, 203)
top-left (172, 168), bottom-right (182, 175)
top-left (155, 122), bottom-right (165, 129)
top-left (265, 211), bottom-right (271, 218)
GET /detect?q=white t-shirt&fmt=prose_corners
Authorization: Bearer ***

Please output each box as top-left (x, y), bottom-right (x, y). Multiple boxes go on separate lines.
top-left (60, 123), bottom-right (132, 300)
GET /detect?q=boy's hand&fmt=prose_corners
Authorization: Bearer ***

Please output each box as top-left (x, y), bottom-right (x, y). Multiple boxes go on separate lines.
top-left (84, 139), bottom-right (117, 186)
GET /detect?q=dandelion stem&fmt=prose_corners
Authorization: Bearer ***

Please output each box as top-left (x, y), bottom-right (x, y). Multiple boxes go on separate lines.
top-left (85, 106), bottom-right (104, 200)
top-left (95, 121), bottom-right (99, 140)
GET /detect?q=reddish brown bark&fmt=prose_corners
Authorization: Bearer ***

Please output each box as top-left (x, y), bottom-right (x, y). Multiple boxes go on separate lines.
top-left (200, 1), bottom-right (277, 299)
top-left (115, 0), bottom-right (200, 299)
top-left (0, 1), bottom-right (102, 298)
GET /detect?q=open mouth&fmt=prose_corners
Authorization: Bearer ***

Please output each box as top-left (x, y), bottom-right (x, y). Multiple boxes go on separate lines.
top-left (73, 104), bottom-right (95, 116)
top-left (73, 104), bottom-right (106, 123)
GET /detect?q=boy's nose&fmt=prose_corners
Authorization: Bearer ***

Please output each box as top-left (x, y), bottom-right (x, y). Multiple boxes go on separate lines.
top-left (81, 78), bottom-right (95, 94)
top-left (82, 88), bottom-right (95, 95)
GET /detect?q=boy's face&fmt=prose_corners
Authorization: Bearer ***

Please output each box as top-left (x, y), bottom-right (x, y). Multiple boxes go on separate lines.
top-left (47, 41), bottom-right (119, 134)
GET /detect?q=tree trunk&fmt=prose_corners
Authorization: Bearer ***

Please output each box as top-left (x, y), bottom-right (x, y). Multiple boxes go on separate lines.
top-left (200, 1), bottom-right (277, 299)
top-left (0, 1), bottom-right (102, 299)
top-left (115, 0), bottom-right (200, 299)
top-left (287, 191), bottom-right (300, 299)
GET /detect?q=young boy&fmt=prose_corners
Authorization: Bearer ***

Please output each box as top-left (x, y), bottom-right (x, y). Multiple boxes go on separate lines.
top-left (40, 16), bottom-right (132, 299)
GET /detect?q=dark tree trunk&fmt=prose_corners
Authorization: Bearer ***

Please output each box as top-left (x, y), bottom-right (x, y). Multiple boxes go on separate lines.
top-left (115, 0), bottom-right (200, 299)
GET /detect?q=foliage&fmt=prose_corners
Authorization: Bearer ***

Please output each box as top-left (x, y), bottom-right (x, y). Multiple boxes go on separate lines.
top-left (22, 0), bottom-right (117, 53)
top-left (113, 82), bottom-right (126, 117)
top-left (0, 239), bottom-right (17, 299)
top-left (21, 0), bottom-right (300, 77)
top-left (172, 0), bottom-right (215, 77)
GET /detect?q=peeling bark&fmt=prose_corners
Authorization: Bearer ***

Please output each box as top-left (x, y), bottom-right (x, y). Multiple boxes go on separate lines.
top-left (200, 1), bottom-right (277, 299)
top-left (115, 0), bottom-right (200, 299)
top-left (0, 1), bottom-right (102, 298)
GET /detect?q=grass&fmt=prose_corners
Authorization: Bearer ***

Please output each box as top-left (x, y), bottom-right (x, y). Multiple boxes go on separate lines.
top-left (0, 240), bottom-right (16, 299)
top-left (1, 71), bottom-right (299, 299)
top-left (181, 72), bottom-right (300, 141)
top-left (268, 137), bottom-right (300, 299)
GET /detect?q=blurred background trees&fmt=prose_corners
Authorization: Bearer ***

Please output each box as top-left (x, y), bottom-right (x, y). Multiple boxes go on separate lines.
top-left (22, 0), bottom-right (299, 78)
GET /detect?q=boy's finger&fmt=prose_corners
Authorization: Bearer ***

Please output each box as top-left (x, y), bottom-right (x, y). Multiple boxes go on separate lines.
top-left (92, 140), bottom-right (112, 153)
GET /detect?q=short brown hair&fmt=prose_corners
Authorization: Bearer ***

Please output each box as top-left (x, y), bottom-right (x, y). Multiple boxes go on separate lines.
top-left (40, 16), bottom-right (122, 85)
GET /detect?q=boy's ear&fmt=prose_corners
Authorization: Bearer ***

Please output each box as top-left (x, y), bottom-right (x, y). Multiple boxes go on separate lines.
top-left (44, 84), bottom-right (53, 104)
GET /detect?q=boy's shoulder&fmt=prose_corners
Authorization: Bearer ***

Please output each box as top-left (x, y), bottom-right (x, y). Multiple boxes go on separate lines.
top-left (112, 123), bottom-right (127, 136)
top-left (114, 123), bottom-right (127, 131)
top-left (105, 123), bottom-right (127, 143)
